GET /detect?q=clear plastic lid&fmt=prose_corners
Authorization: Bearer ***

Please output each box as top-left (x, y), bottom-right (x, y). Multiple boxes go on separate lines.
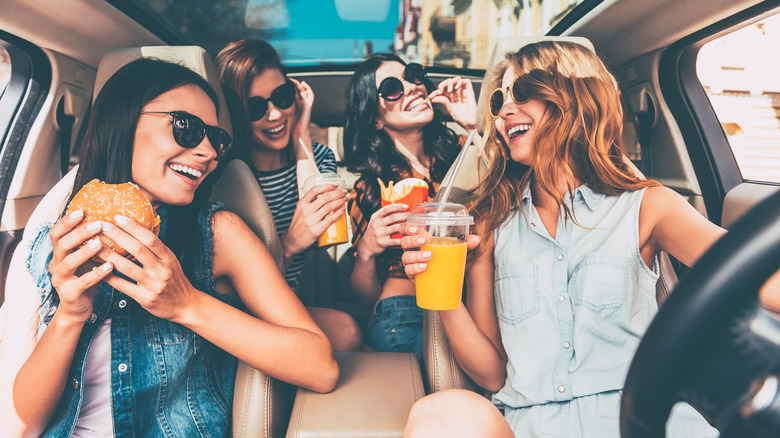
top-left (303, 172), bottom-right (346, 192)
top-left (407, 201), bottom-right (474, 226)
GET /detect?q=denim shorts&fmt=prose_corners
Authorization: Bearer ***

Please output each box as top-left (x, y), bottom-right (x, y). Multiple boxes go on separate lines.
top-left (366, 295), bottom-right (423, 360)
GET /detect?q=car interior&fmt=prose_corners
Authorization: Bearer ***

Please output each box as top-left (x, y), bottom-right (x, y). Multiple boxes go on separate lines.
top-left (1, 0), bottom-right (779, 437)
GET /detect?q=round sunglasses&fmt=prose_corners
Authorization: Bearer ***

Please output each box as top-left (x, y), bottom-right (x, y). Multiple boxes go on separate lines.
top-left (489, 70), bottom-right (552, 117)
top-left (377, 63), bottom-right (428, 101)
top-left (141, 111), bottom-right (232, 161)
top-left (247, 80), bottom-right (296, 121)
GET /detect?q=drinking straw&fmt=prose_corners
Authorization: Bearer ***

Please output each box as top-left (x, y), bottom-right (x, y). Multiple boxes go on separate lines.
top-left (435, 129), bottom-right (477, 204)
top-left (298, 138), bottom-right (320, 174)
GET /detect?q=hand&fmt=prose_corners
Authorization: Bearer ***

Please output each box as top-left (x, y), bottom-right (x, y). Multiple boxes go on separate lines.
top-left (355, 204), bottom-right (411, 261)
top-left (96, 215), bottom-right (197, 322)
top-left (283, 184), bottom-right (349, 259)
top-left (48, 210), bottom-right (113, 323)
top-left (399, 222), bottom-right (481, 281)
top-left (428, 76), bottom-right (477, 130)
top-left (291, 78), bottom-right (314, 142)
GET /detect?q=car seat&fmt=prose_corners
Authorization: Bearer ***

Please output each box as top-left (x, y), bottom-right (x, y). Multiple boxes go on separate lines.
top-left (22, 46), bottom-right (291, 438)
top-left (424, 36), bottom-right (678, 395)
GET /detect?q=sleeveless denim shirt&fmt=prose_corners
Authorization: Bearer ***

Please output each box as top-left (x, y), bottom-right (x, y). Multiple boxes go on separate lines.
top-left (26, 202), bottom-right (243, 438)
top-left (492, 185), bottom-right (715, 437)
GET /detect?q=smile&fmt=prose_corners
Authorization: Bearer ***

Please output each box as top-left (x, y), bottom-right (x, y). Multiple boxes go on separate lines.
top-left (508, 124), bottom-right (531, 139)
top-left (169, 163), bottom-right (203, 179)
top-left (406, 97), bottom-right (429, 112)
top-left (263, 123), bottom-right (286, 135)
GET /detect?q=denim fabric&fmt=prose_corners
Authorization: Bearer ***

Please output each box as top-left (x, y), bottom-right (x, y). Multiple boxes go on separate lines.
top-left (28, 202), bottom-right (243, 438)
top-left (492, 185), bottom-right (716, 437)
top-left (366, 295), bottom-right (422, 361)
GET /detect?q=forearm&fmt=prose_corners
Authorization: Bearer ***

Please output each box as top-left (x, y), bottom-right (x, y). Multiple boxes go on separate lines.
top-left (279, 233), bottom-right (299, 273)
top-left (178, 291), bottom-right (338, 393)
top-left (439, 307), bottom-right (507, 392)
top-left (350, 248), bottom-right (382, 307)
top-left (10, 313), bottom-right (84, 436)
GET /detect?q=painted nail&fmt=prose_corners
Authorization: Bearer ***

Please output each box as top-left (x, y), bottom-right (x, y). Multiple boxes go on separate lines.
top-left (86, 221), bottom-right (102, 232)
top-left (70, 209), bottom-right (84, 219)
top-left (114, 215), bottom-right (128, 226)
top-left (408, 226), bottom-right (417, 233)
top-left (416, 237), bottom-right (426, 245)
top-left (418, 263), bottom-right (427, 270)
top-left (101, 222), bottom-right (113, 231)
top-left (87, 238), bottom-right (101, 250)
top-left (100, 262), bottom-right (113, 272)
top-left (422, 251), bottom-right (432, 258)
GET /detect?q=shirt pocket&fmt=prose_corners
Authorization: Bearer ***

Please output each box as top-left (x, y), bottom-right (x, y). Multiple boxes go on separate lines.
top-left (147, 317), bottom-right (192, 345)
top-left (571, 252), bottom-right (630, 312)
top-left (494, 264), bottom-right (539, 325)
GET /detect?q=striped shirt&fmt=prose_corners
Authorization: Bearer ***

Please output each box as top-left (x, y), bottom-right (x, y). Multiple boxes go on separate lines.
top-left (254, 142), bottom-right (337, 292)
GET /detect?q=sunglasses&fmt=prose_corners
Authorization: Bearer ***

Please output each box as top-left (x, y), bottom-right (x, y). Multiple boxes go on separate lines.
top-left (489, 70), bottom-right (552, 117)
top-left (377, 63), bottom-right (428, 101)
top-left (247, 80), bottom-right (296, 121)
top-left (141, 111), bottom-right (232, 161)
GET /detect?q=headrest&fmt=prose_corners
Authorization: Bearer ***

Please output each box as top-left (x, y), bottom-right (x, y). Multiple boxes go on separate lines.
top-left (93, 46), bottom-right (231, 136)
top-left (476, 36), bottom-right (595, 133)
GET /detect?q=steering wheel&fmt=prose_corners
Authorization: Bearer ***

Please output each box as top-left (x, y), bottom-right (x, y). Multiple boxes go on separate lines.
top-left (620, 189), bottom-right (780, 438)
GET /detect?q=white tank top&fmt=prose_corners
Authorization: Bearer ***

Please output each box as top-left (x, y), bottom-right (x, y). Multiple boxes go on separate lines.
top-left (72, 318), bottom-right (112, 437)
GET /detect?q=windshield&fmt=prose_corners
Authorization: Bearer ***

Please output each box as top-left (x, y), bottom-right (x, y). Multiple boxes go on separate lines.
top-left (118, 0), bottom-right (589, 69)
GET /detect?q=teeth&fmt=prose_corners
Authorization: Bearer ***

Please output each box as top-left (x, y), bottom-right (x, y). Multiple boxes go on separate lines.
top-left (407, 98), bottom-right (426, 111)
top-left (170, 164), bottom-right (203, 178)
top-left (265, 124), bottom-right (285, 134)
top-left (508, 124), bottom-right (531, 137)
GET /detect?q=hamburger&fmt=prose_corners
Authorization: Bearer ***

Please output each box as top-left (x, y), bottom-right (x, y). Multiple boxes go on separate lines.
top-left (65, 179), bottom-right (161, 257)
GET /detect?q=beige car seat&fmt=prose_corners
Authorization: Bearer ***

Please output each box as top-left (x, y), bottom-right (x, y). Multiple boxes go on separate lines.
top-left (35, 46), bottom-right (291, 438)
top-left (424, 36), bottom-right (678, 395)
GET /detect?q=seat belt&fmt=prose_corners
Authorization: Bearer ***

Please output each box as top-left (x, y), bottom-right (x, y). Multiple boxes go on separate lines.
top-left (56, 98), bottom-right (75, 177)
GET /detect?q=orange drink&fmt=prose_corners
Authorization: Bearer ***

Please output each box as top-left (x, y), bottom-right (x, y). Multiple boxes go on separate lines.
top-left (415, 237), bottom-right (468, 310)
top-left (378, 177), bottom-right (428, 239)
top-left (407, 201), bottom-right (474, 310)
top-left (304, 172), bottom-right (349, 248)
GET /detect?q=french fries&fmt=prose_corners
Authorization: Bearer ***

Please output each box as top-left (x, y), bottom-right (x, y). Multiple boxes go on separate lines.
top-left (377, 177), bottom-right (415, 201)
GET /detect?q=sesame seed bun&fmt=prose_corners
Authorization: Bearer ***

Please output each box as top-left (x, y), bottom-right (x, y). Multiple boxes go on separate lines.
top-left (65, 179), bottom-right (161, 257)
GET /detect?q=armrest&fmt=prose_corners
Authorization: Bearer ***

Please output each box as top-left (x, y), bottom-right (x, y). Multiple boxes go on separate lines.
top-left (233, 361), bottom-right (296, 438)
top-left (286, 352), bottom-right (424, 438)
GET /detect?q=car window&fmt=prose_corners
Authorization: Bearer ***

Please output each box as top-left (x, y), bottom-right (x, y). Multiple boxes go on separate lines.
top-left (697, 11), bottom-right (780, 184)
top-left (0, 47), bottom-right (9, 98)
top-left (110, 0), bottom-right (588, 68)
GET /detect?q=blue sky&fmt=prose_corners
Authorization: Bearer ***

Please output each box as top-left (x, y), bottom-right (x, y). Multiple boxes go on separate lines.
top-left (268, 0), bottom-right (400, 64)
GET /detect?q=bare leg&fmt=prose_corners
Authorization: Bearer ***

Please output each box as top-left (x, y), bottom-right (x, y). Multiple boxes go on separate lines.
top-left (404, 389), bottom-right (514, 438)
top-left (307, 307), bottom-right (363, 351)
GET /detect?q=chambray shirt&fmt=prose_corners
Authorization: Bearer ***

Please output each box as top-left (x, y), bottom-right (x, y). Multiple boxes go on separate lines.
top-left (492, 185), bottom-right (715, 437)
top-left (27, 203), bottom-right (243, 438)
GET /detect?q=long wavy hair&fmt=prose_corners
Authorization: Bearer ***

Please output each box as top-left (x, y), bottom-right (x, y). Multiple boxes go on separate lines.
top-left (343, 53), bottom-right (460, 219)
top-left (470, 41), bottom-right (659, 245)
top-left (215, 38), bottom-right (288, 166)
top-left (65, 58), bottom-right (223, 277)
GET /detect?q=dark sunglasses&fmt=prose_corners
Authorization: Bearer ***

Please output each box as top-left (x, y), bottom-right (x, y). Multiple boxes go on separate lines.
top-left (489, 70), bottom-right (552, 117)
top-left (377, 63), bottom-right (427, 101)
top-left (141, 111), bottom-right (232, 161)
top-left (247, 80), bottom-right (296, 121)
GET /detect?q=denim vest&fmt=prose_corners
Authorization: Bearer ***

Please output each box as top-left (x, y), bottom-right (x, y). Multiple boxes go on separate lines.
top-left (27, 202), bottom-right (243, 437)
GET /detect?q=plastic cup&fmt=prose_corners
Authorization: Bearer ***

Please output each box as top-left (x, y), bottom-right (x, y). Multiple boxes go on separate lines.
top-left (303, 172), bottom-right (349, 248)
top-left (407, 202), bottom-right (474, 310)
top-left (380, 177), bottom-right (429, 239)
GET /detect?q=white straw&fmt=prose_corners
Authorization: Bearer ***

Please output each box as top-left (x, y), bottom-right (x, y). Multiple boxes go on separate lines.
top-left (435, 129), bottom-right (477, 204)
top-left (298, 138), bottom-right (320, 174)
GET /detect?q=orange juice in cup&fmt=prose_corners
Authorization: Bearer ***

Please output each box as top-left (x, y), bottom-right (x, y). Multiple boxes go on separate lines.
top-left (378, 177), bottom-right (428, 239)
top-left (303, 172), bottom-right (349, 248)
top-left (407, 202), bottom-right (474, 310)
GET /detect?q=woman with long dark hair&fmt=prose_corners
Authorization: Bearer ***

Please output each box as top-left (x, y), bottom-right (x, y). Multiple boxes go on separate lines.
top-left (0, 58), bottom-right (338, 437)
top-left (343, 53), bottom-right (477, 358)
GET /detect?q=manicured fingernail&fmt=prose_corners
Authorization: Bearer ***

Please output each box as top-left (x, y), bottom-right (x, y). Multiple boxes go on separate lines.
top-left (100, 262), bottom-right (113, 272)
top-left (416, 237), bottom-right (426, 245)
top-left (422, 251), bottom-right (432, 258)
top-left (86, 221), bottom-right (102, 232)
top-left (408, 226), bottom-right (417, 233)
top-left (418, 263), bottom-right (427, 270)
top-left (87, 238), bottom-right (101, 250)
top-left (70, 209), bottom-right (84, 219)
top-left (114, 215), bottom-right (128, 226)
top-left (101, 222), bottom-right (113, 231)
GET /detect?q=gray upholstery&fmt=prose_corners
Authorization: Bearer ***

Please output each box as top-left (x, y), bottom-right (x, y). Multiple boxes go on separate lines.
top-left (94, 46), bottom-right (291, 438)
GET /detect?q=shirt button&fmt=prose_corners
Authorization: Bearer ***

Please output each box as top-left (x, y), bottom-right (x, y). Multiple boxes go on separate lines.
top-left (557, 254), bottom-right (564, 261)
top-left (73, 379), bottom-right (79, 389)
top-left (118, 300), bottom-right (127, 309)
top-left (564, 342), bottom-right (571, 349)
top-left (118, 363), bottom-right (128, 372)
top-left (558, 385), bottom-right (566, 393)
top-left (88, 313), bottom-right (97, 323)
top-left (558, 295), bottom-right (565, 302)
